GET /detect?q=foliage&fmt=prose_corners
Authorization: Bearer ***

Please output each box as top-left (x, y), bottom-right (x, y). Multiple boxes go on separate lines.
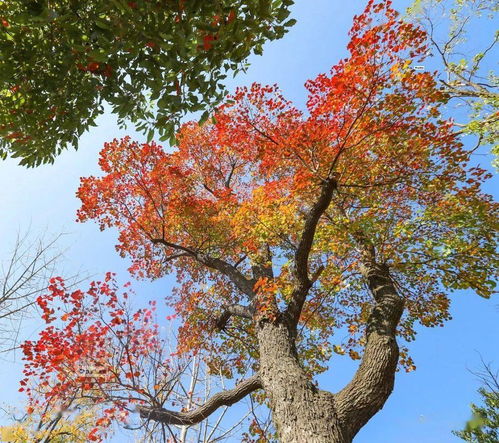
top-left (407, 0), bottom-right (499, 167)
top-left (18, 0), bottom-right (499, 439)
top-left (0, 401), bottom-right (99, 442)
top-left (454, 363), bottom-right (499, 442)
top-left (0, 0), bottom-right (294, 166)
top-left (75, 0), bottom-right (497, 376)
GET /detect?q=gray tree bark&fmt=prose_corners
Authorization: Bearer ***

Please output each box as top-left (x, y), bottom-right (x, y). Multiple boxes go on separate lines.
top-left (258, 321), bottom-right (348, 442)
top-left (257, 263), bottom-right (404, 443)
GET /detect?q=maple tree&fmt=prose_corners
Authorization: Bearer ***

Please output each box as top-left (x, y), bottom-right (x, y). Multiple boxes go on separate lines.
top-left (0, 0), bottom-right (294, 166)
top-left (20, 1), bottom-right (498, 441)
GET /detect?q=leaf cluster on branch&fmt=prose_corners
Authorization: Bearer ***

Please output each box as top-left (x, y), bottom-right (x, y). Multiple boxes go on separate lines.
top-left (407, 0), bottom-right (498, 167)
top-left (0, 0), bottom-right (294, 166)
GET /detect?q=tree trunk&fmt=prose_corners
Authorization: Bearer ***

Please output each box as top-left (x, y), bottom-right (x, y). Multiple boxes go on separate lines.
top-left (257, 322), bottom-right (348, 442)
top-left (257, 264), bottom-right (404, 443)
top-left (139, 264), bottom-right (404, 442)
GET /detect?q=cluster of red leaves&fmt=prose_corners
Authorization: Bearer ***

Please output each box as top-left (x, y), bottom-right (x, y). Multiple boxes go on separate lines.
top-left (20, 274), bottom-right (173, 442)
top-left (76, 60), bottom-right (113, 77)
top-left (198, 9), bottom-right (237, 50)
top-left (76, 0), bottom-right (497, 375)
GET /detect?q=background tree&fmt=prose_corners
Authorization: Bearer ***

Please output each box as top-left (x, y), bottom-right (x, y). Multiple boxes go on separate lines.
top-left (16, 274), bottom-right (254, 442)
top-left (407, 0), bottom-right (498, 167)
top-left (0, 0), bottom-right (294, 166)
top-left (0, 233), bottom-right (62, 354)
top-left (454, 361), bottom-right (499, 443)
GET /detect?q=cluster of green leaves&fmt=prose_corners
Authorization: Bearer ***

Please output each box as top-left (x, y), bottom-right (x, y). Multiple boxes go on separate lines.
top-left (454, 365), bottom-right (499, 442)
top-left (407, 0), bottom-right (498, 168)
top-left (0, 0), bottom-right (294, 166)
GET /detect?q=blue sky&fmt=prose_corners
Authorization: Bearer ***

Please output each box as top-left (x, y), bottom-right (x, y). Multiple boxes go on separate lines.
top-left (0, 1), bottom-right (497, 442)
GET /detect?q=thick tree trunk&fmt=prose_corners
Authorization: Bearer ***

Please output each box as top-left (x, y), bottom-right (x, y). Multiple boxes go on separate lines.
top-left (257, 322), bottom-right (348, 442)
top-left (139, 265), bottom-right (404, 442)
top-left (257, 264), bottom-right (404, 443)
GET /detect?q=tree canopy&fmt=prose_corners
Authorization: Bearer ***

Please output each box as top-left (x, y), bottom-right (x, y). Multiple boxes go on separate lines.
top-left (0, 0), bottom-right (294, 166)
top-left (16, 2), bottom-right (498, 441)
top-left (75, 3), bottom-right (497, 370)
top-left (407, 0), bottom-right (498, 167)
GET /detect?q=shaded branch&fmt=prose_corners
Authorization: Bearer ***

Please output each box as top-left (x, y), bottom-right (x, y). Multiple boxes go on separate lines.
top-left (138, 375), bottom-right (262, 426)
top-left (214, 304), bottom-right (255, 331)
top-left (249, 122), bottom-right (279, 145)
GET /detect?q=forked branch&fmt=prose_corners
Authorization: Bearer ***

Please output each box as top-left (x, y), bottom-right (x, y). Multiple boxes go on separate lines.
top-left (286, 177), bottom-right (337, 325)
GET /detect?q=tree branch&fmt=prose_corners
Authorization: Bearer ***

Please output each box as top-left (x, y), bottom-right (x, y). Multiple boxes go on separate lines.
top-left (214, 304), bottom-right (255, 331)
top-left (151, 239), bottom-right (256, 298)
top-left (138, 375), bottom-right (262, 426)
top-left (335, 263), bottom-right (404, 439)
top-left (294, 178), bottom-right (337, 288)
top-left (197, 254), bottom-right (256, 298)
top-left (285, 178), bottom-right (337, 325)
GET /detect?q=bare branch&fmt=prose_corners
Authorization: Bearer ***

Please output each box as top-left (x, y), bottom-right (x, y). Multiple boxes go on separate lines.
top-left (0, 233), bottom-right (65, 353)
top-left (251, 244), bottom-right (274, 281)
top-left (198, 254), bottom-right (257, 298)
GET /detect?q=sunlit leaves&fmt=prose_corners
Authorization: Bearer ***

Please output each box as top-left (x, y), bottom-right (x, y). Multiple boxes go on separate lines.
top-left (0, 0), bottom-right (294, 166)
top-left (0, 403), bottom-right (99, 443)
top-left (76, 1), bottom-right (497, 375)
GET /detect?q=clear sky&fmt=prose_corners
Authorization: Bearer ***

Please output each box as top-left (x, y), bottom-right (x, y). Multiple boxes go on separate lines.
top-left (0, 1), bottom-right (497, 442)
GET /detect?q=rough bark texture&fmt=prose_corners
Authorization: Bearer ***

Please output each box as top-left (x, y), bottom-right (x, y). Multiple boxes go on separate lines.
top-left (335, 264), bottom-right (404, 440)
top-left (257, 263), bottom-right (404, 443)
top-left (257, 321), bottom-right (348, 442)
